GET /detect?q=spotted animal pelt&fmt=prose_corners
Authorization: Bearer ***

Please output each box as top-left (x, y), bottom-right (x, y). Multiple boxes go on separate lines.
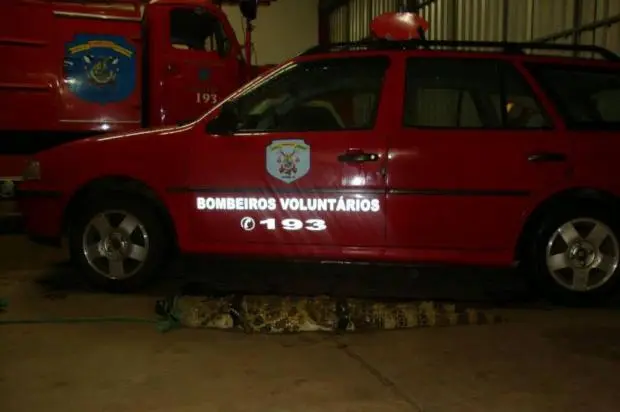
top-left (173, 296), bottom-right (235, 329)
top-left (344, 299), bottom-right (502, 331)
top-left (168, 295), bottom-right (504, 333)
top-left (237, 295), bottom-right (343, 333)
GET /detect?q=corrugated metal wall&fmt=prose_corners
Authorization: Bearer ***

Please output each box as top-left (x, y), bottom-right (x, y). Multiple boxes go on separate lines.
top-left (330, 0), bottom-right (400, 42)
top-left (328, 0), bottom-right (620, 55)
top-left (224, 0), bottom-right (318, 64)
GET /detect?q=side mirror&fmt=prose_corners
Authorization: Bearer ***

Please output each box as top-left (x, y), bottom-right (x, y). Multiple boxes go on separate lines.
top-left (205, 102), bottom-right (239, 135)
top-left (239, 0), bottom-right (258, 21)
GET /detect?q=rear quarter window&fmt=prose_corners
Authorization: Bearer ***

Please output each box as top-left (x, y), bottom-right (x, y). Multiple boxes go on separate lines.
top-left (403, 57), bottom-right (553, 130)
top-left (526, 63), bottom-right (620, 130)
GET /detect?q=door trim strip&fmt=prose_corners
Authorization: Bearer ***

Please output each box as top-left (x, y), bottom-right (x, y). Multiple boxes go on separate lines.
top-left (388, 189), bottom-right (530, 197)
top-left (167, 187), bottom-right (385, 195)
top-left (167, 187), bottom-right (529, 197)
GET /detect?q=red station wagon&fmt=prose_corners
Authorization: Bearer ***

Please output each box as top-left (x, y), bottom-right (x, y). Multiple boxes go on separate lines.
top-left (16, 39), bottom-right (620, 305)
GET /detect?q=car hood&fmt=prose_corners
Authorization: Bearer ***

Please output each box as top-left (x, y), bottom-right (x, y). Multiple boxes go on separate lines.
top-left (33, 124), bottom-right (195, 187)
top-left (38, 124), bottom-right (191, 159)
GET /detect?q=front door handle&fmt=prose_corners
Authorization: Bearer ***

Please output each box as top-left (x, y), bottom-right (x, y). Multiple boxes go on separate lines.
top-left (337, 151), bottom-right (379, 163)
top-left (528, 152), bottom-right (567, 163)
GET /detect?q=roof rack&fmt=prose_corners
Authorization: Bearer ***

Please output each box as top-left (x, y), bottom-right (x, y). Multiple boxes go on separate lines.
top-left (299, 39), bottom-right (620, 61)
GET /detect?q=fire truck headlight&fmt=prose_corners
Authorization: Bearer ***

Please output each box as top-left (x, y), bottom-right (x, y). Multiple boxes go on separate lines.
top-left (22, 160), bottom-right (41, 181)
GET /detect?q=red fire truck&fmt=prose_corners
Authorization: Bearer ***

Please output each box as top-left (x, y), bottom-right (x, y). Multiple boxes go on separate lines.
top-left (0, 0), bottom-right (269, 218)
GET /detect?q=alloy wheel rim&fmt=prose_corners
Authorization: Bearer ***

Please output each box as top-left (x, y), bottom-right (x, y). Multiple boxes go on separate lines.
top-left (545, 218), bottom-right (619, 292)
top-left (82, 210), bottom-right (150, 280)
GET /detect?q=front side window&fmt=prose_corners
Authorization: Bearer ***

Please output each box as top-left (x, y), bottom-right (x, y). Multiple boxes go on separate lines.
top-left (227, 56), bottom-right (390, 133)
top-left (170, 7), bottom-right (230, 57)
top-left (526, 64), bottom-right (620, 129)
top-left (403, 58), bottom-right (552, 129)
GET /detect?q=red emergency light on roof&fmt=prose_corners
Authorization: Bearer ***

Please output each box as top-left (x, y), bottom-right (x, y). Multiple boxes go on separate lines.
top-left (370, 12), bottom-right (429, 41)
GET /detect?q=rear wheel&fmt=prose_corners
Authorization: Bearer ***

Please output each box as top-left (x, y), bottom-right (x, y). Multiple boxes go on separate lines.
top-left (525, 204), bottom-right (620, 306)
top-left (68, 194), bottom-right (169, 292)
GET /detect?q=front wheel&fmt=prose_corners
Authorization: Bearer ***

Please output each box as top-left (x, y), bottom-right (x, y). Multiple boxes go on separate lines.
top-left (68, 194), bottom-right (169, 292)
top-left (525, 205), bottom-right (620, 306)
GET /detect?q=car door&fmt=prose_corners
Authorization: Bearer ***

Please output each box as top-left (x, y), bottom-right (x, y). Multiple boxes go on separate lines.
top-left (155, 5), bottom-right (240, 126)
top-left (185, 56), bottom-right (392, 251)
top-left (385, 56), bottom-right (572, 258)
top-left (524, 62), bottom-right (620, 192)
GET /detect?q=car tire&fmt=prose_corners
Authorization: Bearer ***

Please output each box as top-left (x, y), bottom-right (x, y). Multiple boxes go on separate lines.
top-left (524, 202), bottom-right (620, 307)
top-left (68, 193), bottom-right (170, 293)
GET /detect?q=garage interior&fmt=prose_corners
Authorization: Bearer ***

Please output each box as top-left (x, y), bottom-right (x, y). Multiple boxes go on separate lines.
top-left (321, 0), bottom-right (620, 54)
top-left (2, 1), bottom-right (620, 412)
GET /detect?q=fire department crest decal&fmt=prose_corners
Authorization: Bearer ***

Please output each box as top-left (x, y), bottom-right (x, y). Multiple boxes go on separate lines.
top-left (266, 139), bottom-right (311, 183)
top-left (63, 34), bottom-right (137, 105)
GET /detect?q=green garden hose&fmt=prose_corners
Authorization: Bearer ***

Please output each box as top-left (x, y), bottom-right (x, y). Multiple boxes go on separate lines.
top-left (0, 297), bottom-right (181, 333)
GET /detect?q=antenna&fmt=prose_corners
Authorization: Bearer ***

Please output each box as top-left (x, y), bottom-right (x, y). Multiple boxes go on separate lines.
top-left (239, 0), bottom-right (259, 81)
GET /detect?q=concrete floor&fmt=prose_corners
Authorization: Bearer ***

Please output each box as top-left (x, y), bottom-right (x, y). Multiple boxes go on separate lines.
top-left (1, 235), bottom-right (620, 412)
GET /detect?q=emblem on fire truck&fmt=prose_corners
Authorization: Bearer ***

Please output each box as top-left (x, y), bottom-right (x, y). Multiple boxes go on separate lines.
top-left (63, 34), bottom-right (137, 105)
top-left (266, 139), bottom-right (311, 184)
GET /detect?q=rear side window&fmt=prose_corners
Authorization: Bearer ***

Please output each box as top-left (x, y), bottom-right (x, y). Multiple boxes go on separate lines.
top-left (527, 64), bottom-right (620, 130)
top-left (403, 58), bottom-right (553, 129)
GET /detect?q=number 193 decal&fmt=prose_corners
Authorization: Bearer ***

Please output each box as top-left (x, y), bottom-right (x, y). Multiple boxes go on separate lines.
top-left (196, 92), bottom-right (218, 104)
top-left (261, 218), bottom-right (326, 232)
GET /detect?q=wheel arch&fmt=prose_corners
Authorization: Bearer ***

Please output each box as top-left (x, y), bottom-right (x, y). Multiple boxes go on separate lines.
top-left (514, 187), bottom-right (620, 263)
top-left (61, 175), bottom-right (179, 253)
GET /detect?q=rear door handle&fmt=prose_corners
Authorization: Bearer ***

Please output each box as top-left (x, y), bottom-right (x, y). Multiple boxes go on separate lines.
top-left (528, 152), bottom-right (567, 163)
top-left (337, 151), bottom-right (379, 163)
